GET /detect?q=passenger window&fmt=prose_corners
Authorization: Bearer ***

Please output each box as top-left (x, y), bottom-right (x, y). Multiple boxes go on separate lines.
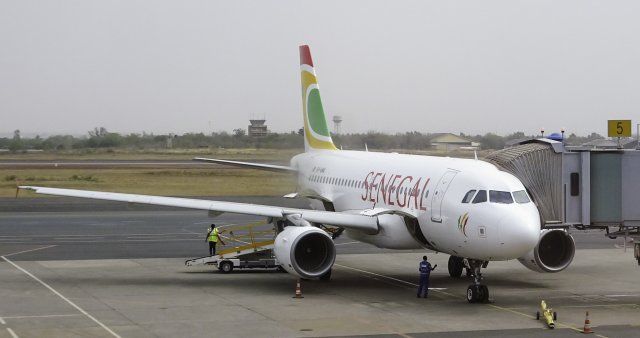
top-left (462, 190), bottom-right (477, 203)
top-left (513, 190), bottom-right (531, 204)
top-left (489, 190), bottom-right (514, 204)
top-left (472, 190), bottom-right (487, 204)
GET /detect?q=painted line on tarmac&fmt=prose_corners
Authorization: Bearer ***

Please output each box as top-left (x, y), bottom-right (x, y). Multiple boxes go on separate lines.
top-left (2, 314), bottom-right (82, 320)
top-left (1, 294), bottom-right (20, 338)
top-left (6, 328), bottom-right (18, 338)
top-left (559, 303), bottom-right (639, 309)
top-left (3, 245), bottom-right (57, 257)
top-left (334, 264), bottom-right (451, 295)
top-left (0, 256), bottom-right (122, 338)
top-left (334, 241), bottom-right (359, 246)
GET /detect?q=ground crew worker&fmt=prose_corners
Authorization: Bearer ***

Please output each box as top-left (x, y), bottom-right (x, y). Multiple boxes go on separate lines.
top-left (205, 224), bottom-right (225, 256)
top-left (417, 255), bottom-right (437, 298)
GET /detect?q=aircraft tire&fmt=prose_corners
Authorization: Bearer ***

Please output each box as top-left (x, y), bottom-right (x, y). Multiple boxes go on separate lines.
top-left (466, 285), bottom-right (478, 303)
top-left (480, 285), bottom-right (489, 302)
top-left (536, 311), bottom-right (540, 320)
top-left (448, 256), bottom-right (464, 278)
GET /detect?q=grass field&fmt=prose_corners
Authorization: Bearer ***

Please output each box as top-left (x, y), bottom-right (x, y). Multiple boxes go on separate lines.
top-left (2, 167), bottom-right (296, 198)
top-left (1, 149), bottom-right (300, 197)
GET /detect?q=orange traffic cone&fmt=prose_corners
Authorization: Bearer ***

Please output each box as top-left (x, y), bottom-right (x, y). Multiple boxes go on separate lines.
top-left (293, 279), bottom-right (304, 298)
top-left (582, 311), bottom-right (593, 334)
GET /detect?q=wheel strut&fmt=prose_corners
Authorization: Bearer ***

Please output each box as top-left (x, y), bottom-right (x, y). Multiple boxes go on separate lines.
top-left (465, 259), bottom-right (489, 303)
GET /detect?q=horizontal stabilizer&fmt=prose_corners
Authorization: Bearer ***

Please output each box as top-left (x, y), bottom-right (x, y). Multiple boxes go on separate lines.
top-left (193, 157), bottom-right (296, 173)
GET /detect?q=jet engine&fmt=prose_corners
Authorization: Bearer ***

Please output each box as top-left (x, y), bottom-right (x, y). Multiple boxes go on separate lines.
top-left (518, 229), bottom-right (575, 273)
top-left (274, 226), bottom-right (336, 279)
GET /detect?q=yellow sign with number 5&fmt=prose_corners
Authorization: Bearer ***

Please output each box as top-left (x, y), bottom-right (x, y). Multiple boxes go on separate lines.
top-left (608, 120), bottom-right (631, 137)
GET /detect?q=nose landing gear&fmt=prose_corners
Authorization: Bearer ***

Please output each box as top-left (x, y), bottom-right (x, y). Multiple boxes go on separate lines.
top-left (465, 259), bottom-right (489, 303)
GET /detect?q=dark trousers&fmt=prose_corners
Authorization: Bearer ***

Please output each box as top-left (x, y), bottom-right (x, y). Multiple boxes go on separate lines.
top-left (209, 242), bottom-right (217, 256)
top-left (417, 273), bottom-right (430, 297)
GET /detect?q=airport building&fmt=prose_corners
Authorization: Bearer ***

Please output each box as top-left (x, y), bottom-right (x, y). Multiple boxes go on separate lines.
top-left (428, 133), bottom-right (477, 150)
top-left (248, 119), bottom-right (268, 137)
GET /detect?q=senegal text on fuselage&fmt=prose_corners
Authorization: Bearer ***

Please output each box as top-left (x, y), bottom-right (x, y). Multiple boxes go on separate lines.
top-left (361, 171), bottom-right (431, 210)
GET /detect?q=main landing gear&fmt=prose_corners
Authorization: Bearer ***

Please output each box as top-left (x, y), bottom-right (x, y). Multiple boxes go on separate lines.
top-left (447, 256), bottom-right (472, 278)
top-left (465, 259), bottom-right (489, 303)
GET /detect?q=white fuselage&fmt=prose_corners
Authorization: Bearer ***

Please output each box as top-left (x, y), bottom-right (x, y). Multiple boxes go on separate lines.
top-left (292, 150), bottom-right (540, 261)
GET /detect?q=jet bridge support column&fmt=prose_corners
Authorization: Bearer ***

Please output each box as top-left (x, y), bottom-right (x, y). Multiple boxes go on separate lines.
top-left (580, 151), bottom-right (590, 226)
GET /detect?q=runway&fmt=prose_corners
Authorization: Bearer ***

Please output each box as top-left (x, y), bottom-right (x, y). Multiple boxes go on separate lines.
top-left (1, 198), bottom-right (639, 337)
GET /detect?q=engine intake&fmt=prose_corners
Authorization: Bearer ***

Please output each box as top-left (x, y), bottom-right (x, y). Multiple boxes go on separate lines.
top-left (274, 226), bottom-right (336, 279)
top-left (518, 229), bottom-right (575, 273)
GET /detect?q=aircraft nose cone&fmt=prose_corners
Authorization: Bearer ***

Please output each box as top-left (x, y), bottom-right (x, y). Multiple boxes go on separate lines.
top-left (499, 210), bottom-right (540, 258)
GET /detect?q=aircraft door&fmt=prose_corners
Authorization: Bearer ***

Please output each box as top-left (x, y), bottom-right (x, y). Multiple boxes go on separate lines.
top-left (431, 169), bottom-right (459, 222)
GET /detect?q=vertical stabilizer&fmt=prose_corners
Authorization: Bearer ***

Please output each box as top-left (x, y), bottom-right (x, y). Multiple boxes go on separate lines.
top-left (300, 45), bottom-right (337, 151)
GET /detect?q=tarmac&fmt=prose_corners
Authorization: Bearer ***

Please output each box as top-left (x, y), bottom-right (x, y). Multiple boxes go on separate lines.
top-left (1, 198), bottom-right (639, 337)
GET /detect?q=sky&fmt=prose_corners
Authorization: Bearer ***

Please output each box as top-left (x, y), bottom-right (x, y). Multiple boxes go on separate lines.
top-left (1, 1), bottom-right (639, 138)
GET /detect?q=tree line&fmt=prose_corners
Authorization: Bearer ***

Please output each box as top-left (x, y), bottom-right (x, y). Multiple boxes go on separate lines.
top-left (1, 128), bottom-right (608, 152)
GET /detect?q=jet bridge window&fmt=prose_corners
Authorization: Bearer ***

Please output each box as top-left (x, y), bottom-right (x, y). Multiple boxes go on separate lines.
top-left (472, 190), bottom-right (487, 204)
top-left (489, 190), bottom-right (514, 204)
top-left (512, 190), bottom-right (531, 203)
top-left (462, 190), bottom-right (477, 203)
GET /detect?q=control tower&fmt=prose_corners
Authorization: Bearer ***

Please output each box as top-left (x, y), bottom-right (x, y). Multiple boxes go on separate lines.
top-left (248, 119), bottom-right (268, 137)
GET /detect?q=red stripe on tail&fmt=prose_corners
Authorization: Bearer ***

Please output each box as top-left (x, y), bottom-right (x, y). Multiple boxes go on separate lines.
top-left (299, 45), bottom-right (313, 67)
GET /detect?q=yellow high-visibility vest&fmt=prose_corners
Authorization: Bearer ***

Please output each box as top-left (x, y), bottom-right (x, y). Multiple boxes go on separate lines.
top-left (207, 228), bottom-right (219, 242)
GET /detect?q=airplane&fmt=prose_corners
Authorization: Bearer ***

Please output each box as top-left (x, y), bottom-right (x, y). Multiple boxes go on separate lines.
top-left (19, 45), bottom-right (576, 303)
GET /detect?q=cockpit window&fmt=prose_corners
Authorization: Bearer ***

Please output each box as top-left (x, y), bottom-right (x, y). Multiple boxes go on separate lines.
top-left (462, 190), bottom-right (476, 203)
top-left (513, 190), bottom-right (531, 203)
top-left (472, 190), bottom-right (487, 204)
top-left (489, 190), bottom-right (514, 204)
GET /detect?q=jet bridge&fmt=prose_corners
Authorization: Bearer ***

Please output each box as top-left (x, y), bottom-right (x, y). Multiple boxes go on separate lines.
top-left (486, 139), bottom-right (640, 265)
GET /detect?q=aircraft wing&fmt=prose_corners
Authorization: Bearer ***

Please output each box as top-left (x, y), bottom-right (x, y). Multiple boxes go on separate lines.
top-left (193, 157), bottom-right (296, 173)
top-left (18, 186), bottom-right (378, 232)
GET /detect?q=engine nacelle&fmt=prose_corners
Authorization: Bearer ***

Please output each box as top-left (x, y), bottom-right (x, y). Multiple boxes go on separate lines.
top-left (274, 226), bottom-right (336, 279)
top-left (518, 229), bottom-right (575, 273)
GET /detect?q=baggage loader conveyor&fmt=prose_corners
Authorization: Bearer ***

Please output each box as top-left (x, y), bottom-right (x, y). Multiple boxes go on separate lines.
top-left (185, 221), bottom-right (283, 273)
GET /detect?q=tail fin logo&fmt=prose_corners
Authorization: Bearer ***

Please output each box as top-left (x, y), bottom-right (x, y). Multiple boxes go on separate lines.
top-left (300, 45), bottom-right (337, 151)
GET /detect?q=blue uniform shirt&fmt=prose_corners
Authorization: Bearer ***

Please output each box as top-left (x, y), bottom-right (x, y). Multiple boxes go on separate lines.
top-left (419, 261), bottom-right (432, 275)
